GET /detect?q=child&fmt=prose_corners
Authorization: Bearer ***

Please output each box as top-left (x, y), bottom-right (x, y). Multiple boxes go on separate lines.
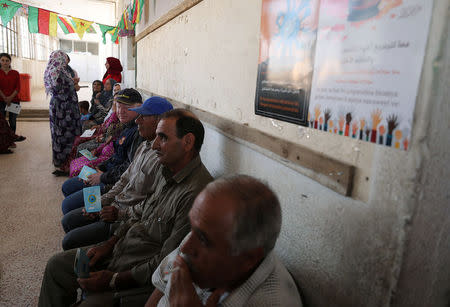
top-left (78, 100), bottom-right (91, 122)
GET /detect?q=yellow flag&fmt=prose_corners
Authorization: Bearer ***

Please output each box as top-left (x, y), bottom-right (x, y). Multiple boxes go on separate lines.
top-left (72, 17), bottom-right (93, 39)
top-left (49, 12), bottom-right (58, 37)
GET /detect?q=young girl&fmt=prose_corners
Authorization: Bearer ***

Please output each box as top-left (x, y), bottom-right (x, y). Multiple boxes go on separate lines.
top-left (0, 53), bottom-right (25, 140)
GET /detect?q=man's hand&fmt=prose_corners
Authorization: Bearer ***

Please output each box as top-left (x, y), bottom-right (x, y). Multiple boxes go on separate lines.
top-left (86, 242), bottom-right (114, 267)
top-left (78, 270), bottom-right (114, 292)
top-left (82, 208), bottom-right (99, 220)
top-left (100, 206), bottom-right (118, 222)
top-left (86, 171), bottom-right (103, 186)
top-left (169, 256), bottom-right (224, 307)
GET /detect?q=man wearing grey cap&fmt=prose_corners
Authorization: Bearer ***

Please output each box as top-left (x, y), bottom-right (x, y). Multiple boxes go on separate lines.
top-left (61, 96), bottom-right (174, 250)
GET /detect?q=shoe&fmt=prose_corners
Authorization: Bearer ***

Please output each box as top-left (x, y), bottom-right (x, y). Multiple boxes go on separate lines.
top-left (15, 135), bottom-right (26, 142)
top-left (0, 149), bottom-right (13, 154)
top-left (52, 169), bottom-right (69, 176)
top-left (9, 143), bottom-right (16, 148)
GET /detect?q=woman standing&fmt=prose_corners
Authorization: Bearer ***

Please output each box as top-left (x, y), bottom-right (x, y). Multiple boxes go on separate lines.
top-left (102, 57), bottom-right (122, 84)
top-left (0, 53), bottom-right (24, 136)
top-left (44, 50), bottom-right (81, 176)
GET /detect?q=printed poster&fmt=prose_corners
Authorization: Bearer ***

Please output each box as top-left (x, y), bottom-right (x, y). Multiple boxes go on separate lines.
top-left (255, 0), bottom-right (321, 125)
top-left (308, 0), bottom-right (433, 150)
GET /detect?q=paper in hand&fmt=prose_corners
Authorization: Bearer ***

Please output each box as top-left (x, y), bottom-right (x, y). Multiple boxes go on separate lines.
top-left (79, 149), bottom-right (97, 161)
top-left (5, 103), bottom-right (21, 114)
top-left (80, 129), bottom-right (96, 138)
top-left (83, 185), bottom-right (102, 213)
top-left (78, 165), bottom-right (97, 181)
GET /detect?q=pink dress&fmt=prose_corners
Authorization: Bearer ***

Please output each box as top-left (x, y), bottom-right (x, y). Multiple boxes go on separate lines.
top-left (69, 141), bottom-right (114, 177)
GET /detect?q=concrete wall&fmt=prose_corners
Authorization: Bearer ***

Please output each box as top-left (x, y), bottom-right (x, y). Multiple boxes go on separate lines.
top-left (134, 0), bottom-right (449, 306)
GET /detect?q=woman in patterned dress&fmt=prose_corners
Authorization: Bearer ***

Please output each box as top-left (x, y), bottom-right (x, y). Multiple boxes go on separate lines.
top-left (44, 50), bottom-right (81, 176)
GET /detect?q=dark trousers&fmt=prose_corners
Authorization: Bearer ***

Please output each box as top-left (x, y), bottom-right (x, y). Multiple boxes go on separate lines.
top-left (0, 101), bottom-right (19, 133)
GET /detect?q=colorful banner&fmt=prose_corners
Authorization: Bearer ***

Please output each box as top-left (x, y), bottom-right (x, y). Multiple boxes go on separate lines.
top-left (0, 0), bottom-right (21, 26)
top-left (71, 17), bottom-right (93, 40)
top-left (255, 0), bottom-right (320, 126)
top-left (0, 0), bottom-right (144, 44)
top-left (308, 0), bottom-right (434, 150)
top-left (28, 7), bottom-right (57, 36)
top-left (132, 0), bottom-right (144, 24)
top-left (57, 16), bottom-right (75, 34)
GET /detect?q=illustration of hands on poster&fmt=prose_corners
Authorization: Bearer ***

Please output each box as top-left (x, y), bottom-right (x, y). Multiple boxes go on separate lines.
top-left (308, 0), bottom-right (433, 150)
top-left (255, 0), bottom-right (321, 125)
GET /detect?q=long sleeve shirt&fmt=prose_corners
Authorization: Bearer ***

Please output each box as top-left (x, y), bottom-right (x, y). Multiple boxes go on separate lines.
top-left (106, 155), bottom-right (213, 286)
top-left (101, 141), bottom-right (158, 215)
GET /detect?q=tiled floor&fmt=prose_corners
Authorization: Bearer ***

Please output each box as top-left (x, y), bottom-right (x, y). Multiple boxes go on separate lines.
top-left (0, 122), bottom-right (67, 306)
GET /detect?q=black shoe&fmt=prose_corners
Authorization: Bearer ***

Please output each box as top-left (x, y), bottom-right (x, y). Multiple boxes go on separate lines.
top-left (52, 170), bottom-right (69, 176)
top-left (15, 136), bottom-right (26, 142)
top-left (0, 149), bottom-right (13, 154)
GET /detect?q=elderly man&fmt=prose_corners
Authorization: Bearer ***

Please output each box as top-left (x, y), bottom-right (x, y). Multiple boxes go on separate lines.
top-left (39, 109), bottom-right (213, 307)
top-left (61, 96), bottom-right (174, 250)
top-left (146, 175), bottom-right (303, 307)
top-left (60, 88), bottom-right (145, 215)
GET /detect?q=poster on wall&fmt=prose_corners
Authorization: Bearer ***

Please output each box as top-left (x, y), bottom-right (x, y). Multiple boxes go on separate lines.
top-left (308, 0), bottom-right (434, 150)
top-left (255, 0), bottom-right (321, 126)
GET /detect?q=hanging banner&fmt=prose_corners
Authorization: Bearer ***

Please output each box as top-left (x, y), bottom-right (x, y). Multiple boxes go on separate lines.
top-left (255, 0), bottom-right (320, 126)
top-left (0, 0), bottom-right (21, 25)
top-left (308, 0), bottom-right (434, 150)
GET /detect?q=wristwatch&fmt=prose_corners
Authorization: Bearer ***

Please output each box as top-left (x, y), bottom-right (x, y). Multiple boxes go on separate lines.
top-left (109, 272), bottom-right (119, 290)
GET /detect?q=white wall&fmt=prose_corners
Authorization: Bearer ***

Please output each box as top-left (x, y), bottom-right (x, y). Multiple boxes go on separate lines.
top-left (133, 0), bottom-right (449, 306)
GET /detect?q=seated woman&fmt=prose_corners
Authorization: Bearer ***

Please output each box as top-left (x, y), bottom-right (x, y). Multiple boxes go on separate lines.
top-left (69, 101), bottom-right (123, 177)
top-left (83, 78), bottom-right (116, 130)
top-left (61, 96), bottom-right (123, 173)
top-left (102, 57), bottom-right (122, 84)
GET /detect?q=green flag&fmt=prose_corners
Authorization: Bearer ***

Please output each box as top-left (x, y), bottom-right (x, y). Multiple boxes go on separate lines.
top-left (0, 0), bottom-right (21, 26)
top-left (98, 23), bottom-right (115, 44)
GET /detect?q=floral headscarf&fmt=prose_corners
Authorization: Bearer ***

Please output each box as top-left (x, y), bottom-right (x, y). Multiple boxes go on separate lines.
top-left (44, 50), bottom-right (72, 95)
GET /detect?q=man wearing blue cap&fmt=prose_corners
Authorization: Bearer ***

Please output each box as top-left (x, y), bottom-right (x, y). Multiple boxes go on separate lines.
top-left (61, 96), bottom-right (174, 250)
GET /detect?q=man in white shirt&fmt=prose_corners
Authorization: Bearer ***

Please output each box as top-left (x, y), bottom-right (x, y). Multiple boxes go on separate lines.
top-left (146, 175), bottom-right (303, 307)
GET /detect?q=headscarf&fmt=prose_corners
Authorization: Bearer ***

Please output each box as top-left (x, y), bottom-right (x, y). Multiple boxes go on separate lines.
top-left (102, 57), bottom-right (123, 80)
top-left (44, 50), bottom-right (72, 95)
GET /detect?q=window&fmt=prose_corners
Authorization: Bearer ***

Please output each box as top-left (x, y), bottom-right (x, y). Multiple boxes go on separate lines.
top-left (74, 41), bottom-right (86, 52)
top-left (87, 42), bottom-right (99, 55)
top-left (0, 16), bottom-right (18, 56)
top-left (60, 39), bottom-right (72, 53)
top-left (60, 40), bottom-right (99, 55)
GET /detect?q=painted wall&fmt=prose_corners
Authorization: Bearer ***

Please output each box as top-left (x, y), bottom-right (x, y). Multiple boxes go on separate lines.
top-left (134, 0), bottom-right (449, 306)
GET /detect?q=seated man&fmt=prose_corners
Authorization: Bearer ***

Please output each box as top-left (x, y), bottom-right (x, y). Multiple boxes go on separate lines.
top-left (60, 89), bottom-right (145, 215)
top-left (39, 109), bottom-right (213, 307)
top-left (61, 96), bottom-right (174, 250)
top-left (147, 175), bottom-right (303, 307)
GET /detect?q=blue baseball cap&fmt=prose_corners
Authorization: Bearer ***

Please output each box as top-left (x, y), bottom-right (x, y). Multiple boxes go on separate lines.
top-left (129, 96), bottom-right (173, 116)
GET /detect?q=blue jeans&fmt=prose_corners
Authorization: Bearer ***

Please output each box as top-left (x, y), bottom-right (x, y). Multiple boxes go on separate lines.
top-left (61, 177), bottom-right (104, 215)
top-left (61, 207), bottom-right (112, 250)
